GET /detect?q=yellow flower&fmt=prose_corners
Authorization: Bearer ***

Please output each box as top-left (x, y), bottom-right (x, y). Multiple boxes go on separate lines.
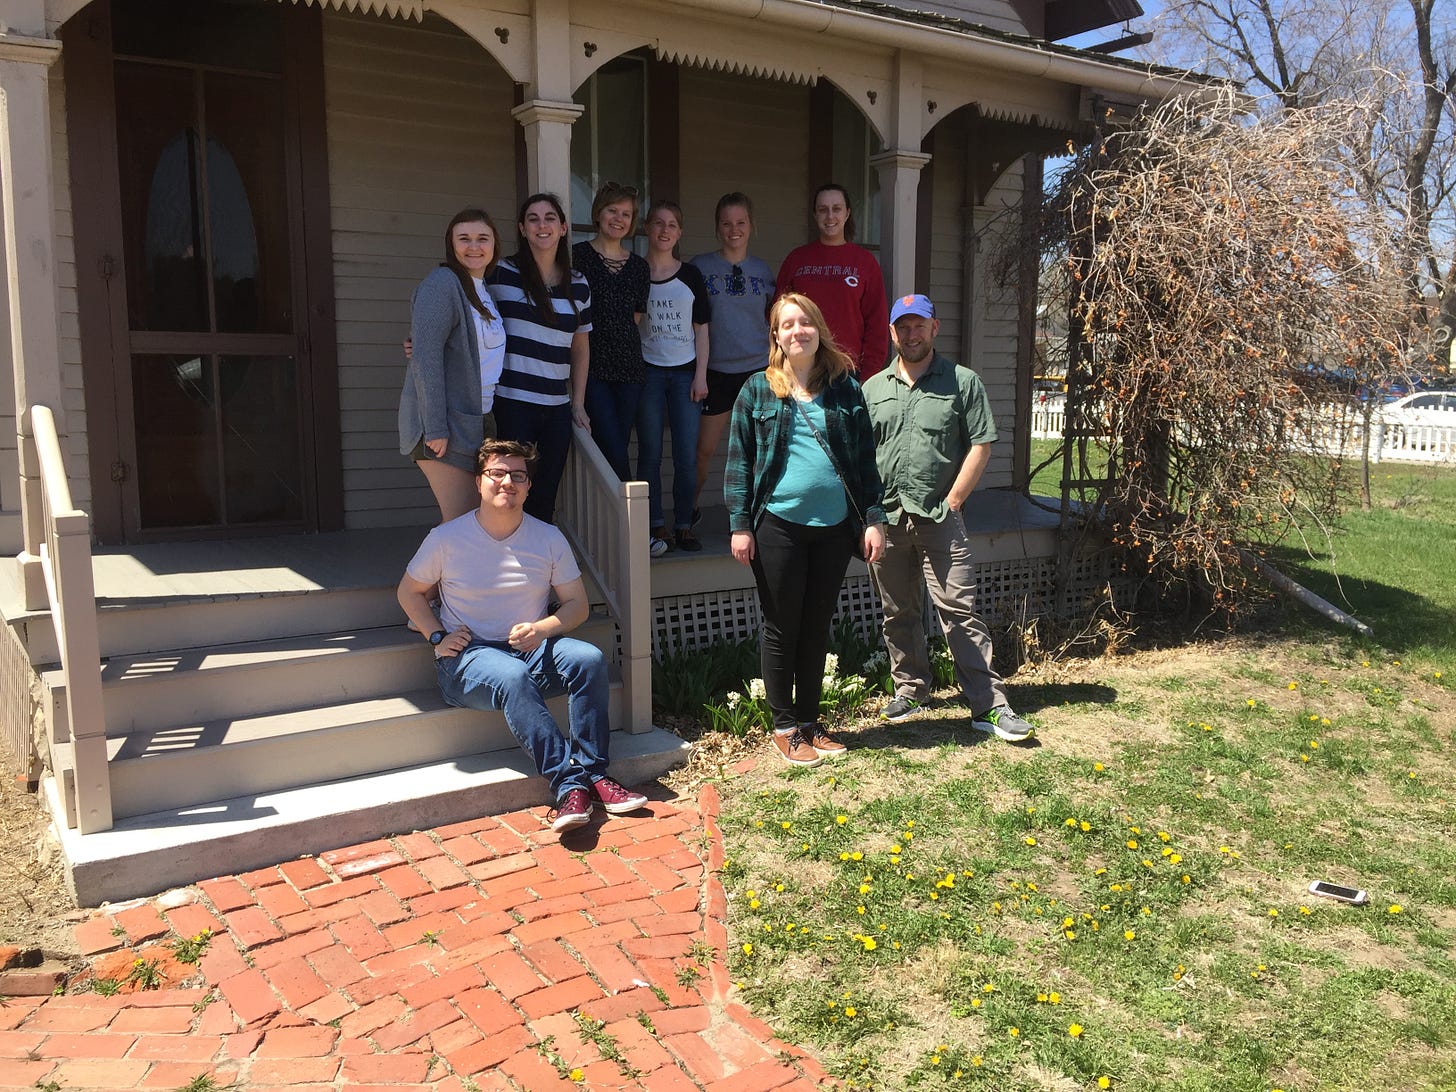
top-left (1389, 904), bottom-right (1403, 914)
top-left (570, 1068), bottom-right (585, 1082)
top-left (742, 943), bottom-right (752, 955)
top-left (1299, 905), bottom-right (1311, 915)
top-left (844, 1006), bottom-right (857, 1017)
top-left (749, 898), bottom-right (760, 909)
top-left (836, 815), bottom-right (848, 825)
top-left (863, 937), bottom-right (876, 951)
top-left (850, 851), bottom-right (864, 861)
top-left (1157, 831), bottom-right (1171, 842)
top-left (1124, 929), bottom-right (1136, 940)
top-left (781, 821), bottom-right (791, 829)
top-left (972, 1055), bottom-right (984, 1067)
top-left (1246, 698), bottom-right (1257, 707)
top-left (1080, 821), bottom-right (1091, 832)
top-left (1093, 762), bottom-right (1105, 772)
top-left (1025, 836), bottom-right (1038, 846)
top-left (1068, 1023), bottom-right (1084, 1038)
top-left (839, 852), bottom-right (850, 861)
top-left (1049, 991), bottom-right (1061, 1003)
top-left (1287, 681), bottom-right (1298, 690)
top-left (1099, 1078), bottom-right (1111, 1089)
top-left (1268, 908), bottom-right (1279, 918)
top-left (1008, 1027), bottom-right (1020, 1037)
top-left (1126, 839), bottom-right (1139, 849)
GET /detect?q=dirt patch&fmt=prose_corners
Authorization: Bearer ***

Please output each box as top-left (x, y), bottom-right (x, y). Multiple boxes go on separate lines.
top-left (0, 743), bottom-right (79, 956)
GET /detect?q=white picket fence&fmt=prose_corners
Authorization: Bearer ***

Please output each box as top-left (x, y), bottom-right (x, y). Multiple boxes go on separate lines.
top-left (1029, 397), bottom-right (1456, 465)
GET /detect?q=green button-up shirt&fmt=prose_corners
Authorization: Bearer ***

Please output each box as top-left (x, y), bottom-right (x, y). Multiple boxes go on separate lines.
top-left (862, 351), bottom-right (997, 524)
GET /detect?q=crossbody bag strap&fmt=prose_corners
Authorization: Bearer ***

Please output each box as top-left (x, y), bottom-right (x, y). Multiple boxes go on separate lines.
top-left (788, 393), bottom-right (866, 528)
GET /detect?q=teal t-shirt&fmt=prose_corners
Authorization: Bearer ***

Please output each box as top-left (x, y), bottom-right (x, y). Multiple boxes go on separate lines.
top-left (765, 395), bottom-right (848, 527)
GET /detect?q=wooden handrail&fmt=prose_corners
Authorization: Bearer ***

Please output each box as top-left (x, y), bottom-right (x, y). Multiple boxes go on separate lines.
top-left (558, 425), bottom-right (652, 734)
top-left (28, 405), bottom-right (112, 833)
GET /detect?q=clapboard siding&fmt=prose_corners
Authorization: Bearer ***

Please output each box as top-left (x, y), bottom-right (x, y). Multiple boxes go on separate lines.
top-left (51, 67), bottom-right (91, 531)
top-left (323, 10), bottom-right (516, 527)
top-left (969, 159), bottom-right (1025, 491)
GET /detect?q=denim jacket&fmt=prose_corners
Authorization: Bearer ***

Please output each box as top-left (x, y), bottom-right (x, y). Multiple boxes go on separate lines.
top-left (723, 371), bottom-right (886, 534)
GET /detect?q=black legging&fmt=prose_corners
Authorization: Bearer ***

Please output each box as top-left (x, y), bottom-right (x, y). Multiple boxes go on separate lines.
top-left (750, 511), bottom-right (854, 731)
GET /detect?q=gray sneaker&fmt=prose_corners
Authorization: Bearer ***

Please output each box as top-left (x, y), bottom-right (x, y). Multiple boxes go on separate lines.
top-left (882, 695), bottom-right (922, 722)
top-left (649, 535), bottom-right (670, 558)
top-left (971, 705), bottom-right (1035, 741)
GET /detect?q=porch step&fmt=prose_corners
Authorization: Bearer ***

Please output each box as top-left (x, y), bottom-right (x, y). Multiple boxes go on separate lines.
top-left (73, 615), bottom-right (617, 734)
top-left (51, 725), bottom-right (691, 906)
top-left (103, 684), bottom-right (619, 820)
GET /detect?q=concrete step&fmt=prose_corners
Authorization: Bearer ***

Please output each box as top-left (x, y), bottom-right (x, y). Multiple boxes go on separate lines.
top-left (54, 725), bottom-right (691, 905)
top-left (104, 683), bottom-right (621, 820)
top-left (68, 615), bottom-right (619, 734)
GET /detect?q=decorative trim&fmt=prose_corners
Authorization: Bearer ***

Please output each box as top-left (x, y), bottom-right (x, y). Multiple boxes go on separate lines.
top-left (274, 0), bottom-right (422, 21)
top-left (869, 148), bottom-right (933, 172)
top-left (652, 46), bottom-right (817, 87)
top-left (511, 98), bottom-right (585, 127)
top-left (0, 30), bottom-right (63, 66)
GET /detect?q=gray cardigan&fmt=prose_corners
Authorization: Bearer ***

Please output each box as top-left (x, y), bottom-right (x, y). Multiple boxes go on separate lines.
top-left (398, 265), bottom-right (485, 472)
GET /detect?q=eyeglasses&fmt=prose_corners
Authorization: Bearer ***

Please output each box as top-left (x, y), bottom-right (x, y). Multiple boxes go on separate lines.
top-left (482, 468), bottom-right (530, 484)
top-left (727, 264), bottom-right (746, 296)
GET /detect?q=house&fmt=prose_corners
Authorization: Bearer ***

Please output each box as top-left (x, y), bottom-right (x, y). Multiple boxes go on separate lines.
top-left (0, 0), bottom-right (1206, 902)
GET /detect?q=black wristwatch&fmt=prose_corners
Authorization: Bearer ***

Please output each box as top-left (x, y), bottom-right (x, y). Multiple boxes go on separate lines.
top-left (428, 629), bottom-right (447, 646)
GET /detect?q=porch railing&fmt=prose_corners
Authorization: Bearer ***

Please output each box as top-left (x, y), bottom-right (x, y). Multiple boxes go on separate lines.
top-left (28, 405), bottom-right (112, 833)
top-left (557, 425), bottom-right (652, 733)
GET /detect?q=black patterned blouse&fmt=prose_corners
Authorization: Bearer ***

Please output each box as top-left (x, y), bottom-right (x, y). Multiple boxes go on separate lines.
top-left (572, 241), bottom-right (650, 384)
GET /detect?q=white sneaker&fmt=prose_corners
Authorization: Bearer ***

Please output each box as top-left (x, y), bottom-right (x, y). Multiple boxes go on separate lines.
top-left (649, 536), bottom-right (670, 558)
top-left (971, 706), bottom-right (1035, 741)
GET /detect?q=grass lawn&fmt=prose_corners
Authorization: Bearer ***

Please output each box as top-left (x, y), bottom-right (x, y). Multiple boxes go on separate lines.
top-left (705, 456), bottom-right (1456, 1090)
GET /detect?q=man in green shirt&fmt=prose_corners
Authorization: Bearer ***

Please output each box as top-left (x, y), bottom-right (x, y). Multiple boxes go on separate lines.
top-left (862, 294), bottom-right (1034, 741)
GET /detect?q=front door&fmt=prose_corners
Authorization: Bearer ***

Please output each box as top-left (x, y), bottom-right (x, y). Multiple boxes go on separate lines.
top-left (65, 0), bottom-right (340, 542)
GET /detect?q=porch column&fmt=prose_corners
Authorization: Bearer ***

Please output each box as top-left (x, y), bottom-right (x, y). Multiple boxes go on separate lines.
top-left (871, 149), bottom-right (932, 297)
top-left (0, 28), bottom-right (64, 609)
top-left (511, 100), bottom-right (583, 218)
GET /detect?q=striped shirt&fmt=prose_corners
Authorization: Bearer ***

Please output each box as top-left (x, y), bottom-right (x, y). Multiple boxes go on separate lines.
top-left (489, 258), bottom-right (593, 407)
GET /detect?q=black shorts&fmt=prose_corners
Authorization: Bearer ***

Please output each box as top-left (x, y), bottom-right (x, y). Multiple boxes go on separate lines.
top-left (703, 368), bottom-right (765, 416)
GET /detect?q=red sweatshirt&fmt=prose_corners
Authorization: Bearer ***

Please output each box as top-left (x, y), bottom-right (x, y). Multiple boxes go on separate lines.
top-left (778, 240), bottom-right (890, 378)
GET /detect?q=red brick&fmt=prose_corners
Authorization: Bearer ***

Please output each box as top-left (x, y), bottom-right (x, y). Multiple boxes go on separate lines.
top-left (377, 863), bottom-right (431, 900)
top-left (633, 911), bottom-right (702, 938)
top-left (430, 934), bottom-right (512, 973)
top-left (340, 1050), bottom-right (437, 1083)
top-left (400, 964), bottom-right (485, 1009)
top-left (306, 943), bottom-right (367, 988)
top-left (426, 1016), bottom-right (482, 1056)
top-left (433, 914), bottom-right (514, 954)
top-left (370, 996), bottom-right (457, 1050)
top-left (246, 1056), bottom-right (341, 1084)
top-left (603, 1017), bottom-right (676, 1074)
top-left (380, 910), bottom-right (460, 950)
top-left (533, 873), bottom-right (606, 900)
top-left (73, 915), bottom-right (125, 955)
top-left (414, 854), bottom-right (471, 891)
top-left (200, 876), bottom-right (255, 913)
top-left (577, 944), bottom-right (650, 992)
top-left (586, 851), bottom-right (639, 886)
top-left (255, 1024), bottom-right (338, 1057)
top-left (346, 964), bottom-right (435, 1006)
top-left (223, 905), bottom-right (283, 948)
top-left (339, 993), bottom-right (407, 1038)
top-left (439, 834), bottom-right (496, 865)
top-left (249, 929), bottom-right (334, 970)
top-left (113, 902), bottom-right (169, 944)
top-left (639, 1064), bottom-right (704, 1091)
top-left (632, 857), bottom-right (696, 894)
top-left (575, 919), bottom-right (644, 947)
top-left (356, 888), bottom-right (411, 926)
top-left (217, 969), bottom-right (280, 1025)
top-left (655, 888), bottom-right (701, 915)
top-left (108, 1005), bottom-right (195, 1033)
top-left (263, 955), bottom-right (329, 1009)
top-left (408, 886), bottom-right (481, 917)
top-left (395, 831), bottom-right (443, 860)
top-left (467, 852), bottom-right (536, 883)
top-left (434, 814), bottom-right (498, 838)
top-left (0, 1059), bottom-right (57, 1086)
top-left (648, 1004), bottom-right (711, 1036)
top-left (477, 951), bottom-right (545, 1000)
top-left (497, 1047), bottom-right (580, 1090)
top-left (446, 1023), bottom-right (533, 1075)
top-left (624, 934), bottom-right (695, 961)
top-left (516, 975), bottom-right (605, 1019)
top-left (454, 986), bottom-right (522, 1036)
top-left (321, 838), bottom-right (394, 866)
top-left (713, 1020), bottom-right (784, 1072)
top-left (632, 958), bottom-right (706, 1008)
top-left (303, 875), bottom-right (380, 908)
top-left (590, 896), bottom-right (660, 924)
top-left (520, 938), bottom-right (586, 983)
top-left (0, 1029), bottom-right (44, 1057)
top-left (23, 996), bottom-right (122, 1032)
top-left (297, 991), bottom-right (353, 1026)
top-left (278, 857), bottom-right (331, 890)
top-left (34, 1031), bottom-right (136, 1058)
top-left (253, 881), bottom-right (308, 920)
top-left (472, 884), bottom-right (539, 915)
top-left (704, 1059), bottom-right (800, 1092)
top-left (664, 1032), bottom-right (728, 1083)
top-left (495, 808), bottom-right (548, 837)
top-left (362, 943), bottom-right (438, 978)
top-left (163, 902), bottom-right (224, 941)
top-left (127, 1033), bottom-right (225, 1061)
top-left (532, 843), bottom-right (590, 879)
top-left (330, 914), bottom-right (390, 960)
top-left (587, 879), bottom-right (653, 908)
top-left (516, 892), bottom-right (590, 922)
top-left (43, 1058), bottom-right (150, 1087)
top-left (579, 985), bottom-right (666, 1026)
top-left (333, 849), bottom-right (407, 879)
top-left (512, 911), bottom-right (594, 946)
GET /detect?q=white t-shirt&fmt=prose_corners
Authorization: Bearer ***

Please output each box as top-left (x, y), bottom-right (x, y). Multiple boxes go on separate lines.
top-left (406, 510), bottom-right (581, 642)
top-left (471, 277), bottom-right (507, 413)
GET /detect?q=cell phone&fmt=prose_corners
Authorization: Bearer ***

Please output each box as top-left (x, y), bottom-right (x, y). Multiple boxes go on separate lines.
top-left (1308, 880), bottom-right (1369, 905)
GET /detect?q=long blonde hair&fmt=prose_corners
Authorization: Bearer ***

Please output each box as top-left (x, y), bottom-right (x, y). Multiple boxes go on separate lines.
top-left (765, 293), bottom-right (855, 398)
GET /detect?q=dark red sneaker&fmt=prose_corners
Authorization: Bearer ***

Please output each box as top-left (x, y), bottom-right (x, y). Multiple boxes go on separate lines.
top-left (590, 776), bottom-right (649, 815)
top-left (551, 788), bottom-right (593, 832)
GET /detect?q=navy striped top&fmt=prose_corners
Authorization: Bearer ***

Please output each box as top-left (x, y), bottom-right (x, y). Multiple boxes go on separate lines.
top-left (488, 258), bottom-right (593, 407)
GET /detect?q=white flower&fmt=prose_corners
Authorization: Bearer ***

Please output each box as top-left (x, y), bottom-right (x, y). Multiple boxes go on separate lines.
top-left (726, 691), bottom-right (742, 709)
top-left (748, 678), bottom-right (766, 701)
top-left (824, 653), bottom-right (840, 677)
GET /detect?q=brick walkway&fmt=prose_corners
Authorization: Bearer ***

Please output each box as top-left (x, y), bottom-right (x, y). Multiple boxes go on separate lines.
top-left (0, 785), bottom-right (829, 1091)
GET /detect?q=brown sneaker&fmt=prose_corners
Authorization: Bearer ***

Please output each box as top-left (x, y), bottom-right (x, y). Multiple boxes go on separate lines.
top-left (804, 724), bottom-right (847, 758)
top-left (771, 728), bottom-right (824, 767)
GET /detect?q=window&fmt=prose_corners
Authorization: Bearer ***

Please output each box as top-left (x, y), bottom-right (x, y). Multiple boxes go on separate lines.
top-left (570, 55), bottom-right (648, 238)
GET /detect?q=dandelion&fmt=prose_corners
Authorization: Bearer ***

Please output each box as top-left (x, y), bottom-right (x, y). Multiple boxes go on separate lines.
top-left (570, 1068), bottom-right (585, 1082)
top-left (1299, 906), bottom-right (1311, 915)
top-left (1008, 1027), bottom-right (1020, 1037)
top-left (1025, 836), bottom-right (1038, 846)
top-left (836, 815), bottom-right (848, 825)
top-left (742, 943), bottom-right (752, 955)
top-left (1081, 821), bottom-right (1091, 832)
top-left (1287, 681), bottom-right (1298, 690)
top-left (1093, 762), bottom-right (1106, 772)
top-left (1267, 908), bottom-right (1279, 918)
top-left (850, 851), bottom-right (863, 861)
top-left (844, 1006), bottom-right (857, 1017)
top-left (1126, 839), bottom-right (1139, 849)
top-left (1068, 1023), bottom-right (1084, 1038)
top-left (1246, 698), bottom-right (1257, 708)
top-left (863, 937), bottom-right (877, 951)
top-left (1124, 929), bottom-right (1136, 940)
top-left (1048, 991), bottom-right (1061, 1004)
top-left (1389, 905), bottom-right (1403, 914)
top-left (1099, 1078), bottom-right (1111, 1089)
top-left (749, 898), bottom-right (761, 909)
top-left (781, 821), bottom-right (791, 830)
top-left (1361, 660), bottom-right (1370, 667)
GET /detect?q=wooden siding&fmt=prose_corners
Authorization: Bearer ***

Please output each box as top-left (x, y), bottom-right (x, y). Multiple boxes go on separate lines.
top-left (969, 159), bottom-right (1025, 490)
top-left (50, 67), bottom-right (91, 533)
top-left (323, 10), bottom-right (517, 529)
top-left (897, 0), bottom-right (1030, 34)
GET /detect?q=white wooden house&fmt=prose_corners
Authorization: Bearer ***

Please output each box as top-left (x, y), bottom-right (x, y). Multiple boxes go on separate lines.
top-left (0, 0), bottom-right (1206, 901)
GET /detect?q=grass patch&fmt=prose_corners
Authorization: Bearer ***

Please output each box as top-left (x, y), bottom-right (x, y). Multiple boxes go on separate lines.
top-left (714, 460), bottom-right (1456, 1090)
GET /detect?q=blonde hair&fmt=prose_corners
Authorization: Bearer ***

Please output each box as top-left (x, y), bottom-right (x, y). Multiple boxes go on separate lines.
top-left (765, 293), bottom-right (855, 397)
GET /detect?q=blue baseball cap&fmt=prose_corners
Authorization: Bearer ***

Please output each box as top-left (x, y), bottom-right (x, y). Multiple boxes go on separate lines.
top-left (890, 293), bottom-right (935, 322)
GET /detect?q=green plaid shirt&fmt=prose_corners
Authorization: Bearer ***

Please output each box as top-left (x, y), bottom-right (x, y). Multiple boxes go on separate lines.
top-left (724, 371), bottom-right (886, 533)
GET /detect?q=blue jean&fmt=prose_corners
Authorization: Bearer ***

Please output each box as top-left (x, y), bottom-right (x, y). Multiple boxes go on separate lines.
top-left (584, 376), bottom-right (644, 483)
top-left (435, 637), bottom-right (609, 801)
top-left (637, 364), bottom-right (701, 529)
top-left (493, 396), bottom-right (572, 524)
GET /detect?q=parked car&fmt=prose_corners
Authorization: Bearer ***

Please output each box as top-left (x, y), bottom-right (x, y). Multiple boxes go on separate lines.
top-left (1380, 390), bottom-right (1456, 427)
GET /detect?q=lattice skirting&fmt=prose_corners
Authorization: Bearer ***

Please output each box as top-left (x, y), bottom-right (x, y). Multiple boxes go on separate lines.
top-left (651, 552), bottom-right (1123, 658)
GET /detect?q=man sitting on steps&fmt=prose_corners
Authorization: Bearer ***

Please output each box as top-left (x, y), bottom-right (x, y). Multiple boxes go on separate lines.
top-left (397, 438), bottom-right (649, 833)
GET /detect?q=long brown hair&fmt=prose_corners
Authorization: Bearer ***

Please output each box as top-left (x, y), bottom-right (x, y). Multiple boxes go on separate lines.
top-left (443, 208), bottom-right (499, 322)
top-left (513, 193), bottom-right (578, 325)
top-left (765, 292), bottom-right (854, 397)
